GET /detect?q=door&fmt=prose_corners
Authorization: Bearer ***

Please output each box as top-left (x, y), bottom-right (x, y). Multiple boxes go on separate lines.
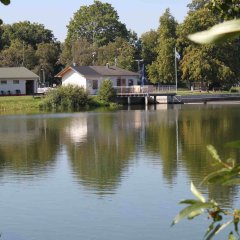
top-left (26, 80), bottom-right (34, 95)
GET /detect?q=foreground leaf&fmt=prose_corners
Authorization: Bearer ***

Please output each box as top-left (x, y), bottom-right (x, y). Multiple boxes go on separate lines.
top-left (225, 141), bottom-right (240, 149)
top-left (191, 182), bottom-right (206, 202)
top-left (188, 19), bottom-right (240, 44)
top-left (228, 232), bottom-right (236, 240)
top-left (179, 199), bottom-right (200, 205)
top-left (205, 224), bottom-right (221, 240)
top-left (202, 168), bottom-right (231, 185)
top-left (171, 202), bottom-right (214, 226)
top-left (207, 145), bottom-right (222, 163)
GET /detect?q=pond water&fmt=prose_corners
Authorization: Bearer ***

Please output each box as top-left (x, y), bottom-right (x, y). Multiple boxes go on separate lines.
top-left (0, 103), bottom-right (240, 240)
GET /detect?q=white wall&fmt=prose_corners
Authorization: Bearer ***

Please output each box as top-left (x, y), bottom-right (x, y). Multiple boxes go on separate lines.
top-left (0, 79), bottom-right (38, 95)
top-left (61, 69), bottom-right (139, 95)
top-left (62, 70), bottom-right (86, 88)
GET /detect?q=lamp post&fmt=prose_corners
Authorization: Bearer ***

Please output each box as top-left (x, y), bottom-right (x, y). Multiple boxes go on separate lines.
top-left (41, 68), bottom-right (45, 87)
top-left (134, 59), bottom-right (144, 84)
top-left (92, 51), bottom-right (96, 65)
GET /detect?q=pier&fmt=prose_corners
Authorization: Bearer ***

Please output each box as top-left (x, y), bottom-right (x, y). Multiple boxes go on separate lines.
top-left (114, 85), bottom-right (176, 105)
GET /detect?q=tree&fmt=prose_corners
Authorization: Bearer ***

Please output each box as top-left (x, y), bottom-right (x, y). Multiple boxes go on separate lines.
top-left (140, 30), bottom-right (158, 66)
top-left (98, 79), bottom-right (116, 103)
top-left (177, 8), bottom-right (240, 88)
top-left (0, 21), bottom-right (55, 50)
top-left (148, 9), bottom-right (178, 84)
top-left (66, 0), bottom-right (129, 47)
top-left (187, 0), bottom-right (210, 12)
top-left (35, 42), bottom-right (61, 83)
top-left (207, 0), bottom-right (240, 20)
top-left (173, 4), bottom-right (240, 240)
top-left (97, 37), bottom-right (135, 70)
top-left (0, 39), bottom-right (37, 69)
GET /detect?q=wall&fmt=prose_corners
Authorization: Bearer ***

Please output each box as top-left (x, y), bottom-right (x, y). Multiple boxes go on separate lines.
top-left (62, 70), bottom-right (86, 89)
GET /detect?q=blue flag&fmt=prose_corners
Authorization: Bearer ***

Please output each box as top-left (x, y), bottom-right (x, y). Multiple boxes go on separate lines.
top-left (140, 64), bottom-right (147, 86)
top-left (175, 49), bottom-right (180, 60)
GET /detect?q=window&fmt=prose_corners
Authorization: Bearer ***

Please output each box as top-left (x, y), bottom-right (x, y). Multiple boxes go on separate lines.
top-left (1, 80), bottom-right (7, 84)
top-left (117, 78), bottom-right (121, 86)
top-left (92, 80), bottom-right (98, 89)
top-left (117, 78), bottom-right (126, 86)
top-left (128, 79), bottom-right (133, 86)
top-left (13, 80), bottom-right (19, 84)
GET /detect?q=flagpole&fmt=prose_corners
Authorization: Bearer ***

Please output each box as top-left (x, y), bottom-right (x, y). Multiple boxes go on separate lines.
top-left (174, 47), bottom-right (178, 93)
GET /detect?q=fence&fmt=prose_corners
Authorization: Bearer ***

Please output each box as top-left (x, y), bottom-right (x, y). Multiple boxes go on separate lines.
top-left (114, 85), bottom-right (176, 95)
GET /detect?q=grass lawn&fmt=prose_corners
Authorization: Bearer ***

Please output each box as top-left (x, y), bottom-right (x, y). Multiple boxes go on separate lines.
top-left (0, 95), bottom-right (43, 114)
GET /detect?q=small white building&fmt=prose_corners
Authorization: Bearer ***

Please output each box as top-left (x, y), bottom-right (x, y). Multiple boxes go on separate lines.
top-left (0, 67), bottom-right (39, 95)
top-left (55, 64), bottom-right (139, 94)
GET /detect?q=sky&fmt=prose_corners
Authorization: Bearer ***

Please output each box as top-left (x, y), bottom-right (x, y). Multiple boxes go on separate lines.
top-left (1, 0), bottom-right (191, 42)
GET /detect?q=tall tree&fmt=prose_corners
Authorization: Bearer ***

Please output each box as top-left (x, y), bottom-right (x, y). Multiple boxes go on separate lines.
top-left (0, 39), bottom-right (37, 69)
top-left (35, 42), bottom-right (61, 82)
top-left (187, 0), bottom-right (209, 12)
top-left (140, 30), bottom-right (158, 66)
top-left (177, 8), bottom-right (240, 88)
top-left (148, 9), bottom-right (178, 84)
top-left (0, 21), bottom-right (55, 50)
top-left (96, 37), bottom-right (135, 70)
top-left (66, 0), bottom-right (129, 47)
top-left (207, 0), bottom-right (240, 20)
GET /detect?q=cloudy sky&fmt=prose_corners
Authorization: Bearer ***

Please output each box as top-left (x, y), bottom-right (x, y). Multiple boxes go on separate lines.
top-left (1, 0), bottom-right (191, 42)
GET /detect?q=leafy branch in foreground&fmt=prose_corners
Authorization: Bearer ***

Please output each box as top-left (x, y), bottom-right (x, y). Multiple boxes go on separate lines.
top-left (172, 144), bottom-right (240, 240)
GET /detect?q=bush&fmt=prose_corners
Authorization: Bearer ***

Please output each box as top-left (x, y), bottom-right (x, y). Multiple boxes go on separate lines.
top-left (97, 79), bottom-right (116, 103)
top-left (40, 85), bottom-right (89, 111)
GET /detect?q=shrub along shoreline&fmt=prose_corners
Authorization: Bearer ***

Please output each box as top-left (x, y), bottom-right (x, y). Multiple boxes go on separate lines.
top-left (0, 84), bottom-right (120, 114)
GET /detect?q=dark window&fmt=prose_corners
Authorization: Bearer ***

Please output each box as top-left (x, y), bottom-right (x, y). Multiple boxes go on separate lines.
top-left (92, 80), bottom-right (98, 89)
top-left (13, 80), bottom-right (19, 84)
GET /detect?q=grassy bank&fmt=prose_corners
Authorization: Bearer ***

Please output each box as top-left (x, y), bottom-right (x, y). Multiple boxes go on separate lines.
top-left (0, 95), bottom-right (120, 115)
top-left (0, 96), bottom-right (42, 114)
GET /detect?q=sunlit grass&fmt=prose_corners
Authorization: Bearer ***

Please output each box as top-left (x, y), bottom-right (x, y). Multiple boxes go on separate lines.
top-left (0, 96), bottom-right (43, 114)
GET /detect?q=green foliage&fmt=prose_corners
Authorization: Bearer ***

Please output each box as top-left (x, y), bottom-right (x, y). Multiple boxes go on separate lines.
top-left (173, 145), bottom-right (240, 239)
top-left (35, 42), bottom-right (61, 82)
top-left (187, 0), bottom-right (210, 12)
top-left (66, 0), bottom-right (129, 47)
top-left (0, 21), bottom-right (60, 83)
top-left (0, 21), bottom-right (55, 50)
top-left (207, 0), bottom-right (240, 20)
top-left (178, 8), bottom-right (240, 87)
top-left (97, 79), bottom-right (116, 103)
top-left (140, 30), bottom-right (158, 66)
top-left (41, 85), bottom-right (89, 111)
top-left (148, 8), bottom-right (178, 84)
top-left (0, 0), bottom-right (10, 5)
top-left (97, 37), bottom-right (135, 70)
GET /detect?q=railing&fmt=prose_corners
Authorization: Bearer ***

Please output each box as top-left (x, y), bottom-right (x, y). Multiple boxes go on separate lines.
top-left (114, 85), bottom-right (176, 95)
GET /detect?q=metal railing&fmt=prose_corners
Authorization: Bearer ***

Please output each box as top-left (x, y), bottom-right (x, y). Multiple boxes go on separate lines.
top-left (114, 85), bottom-right (176, 95)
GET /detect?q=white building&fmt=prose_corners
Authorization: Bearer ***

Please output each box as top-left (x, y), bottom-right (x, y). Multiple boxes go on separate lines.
top-left (0, 67), bottom-right (39, 95)
top-left (55, 64), bottom-right (139, 95)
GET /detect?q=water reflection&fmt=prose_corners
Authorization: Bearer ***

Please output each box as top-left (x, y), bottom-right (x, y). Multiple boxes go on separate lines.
top-left (65, 113), bottom-right (139, 195)
top-left (0, 116), bottom-right (60, 180)
top-left (0, 105), bottom-right (240, 202)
